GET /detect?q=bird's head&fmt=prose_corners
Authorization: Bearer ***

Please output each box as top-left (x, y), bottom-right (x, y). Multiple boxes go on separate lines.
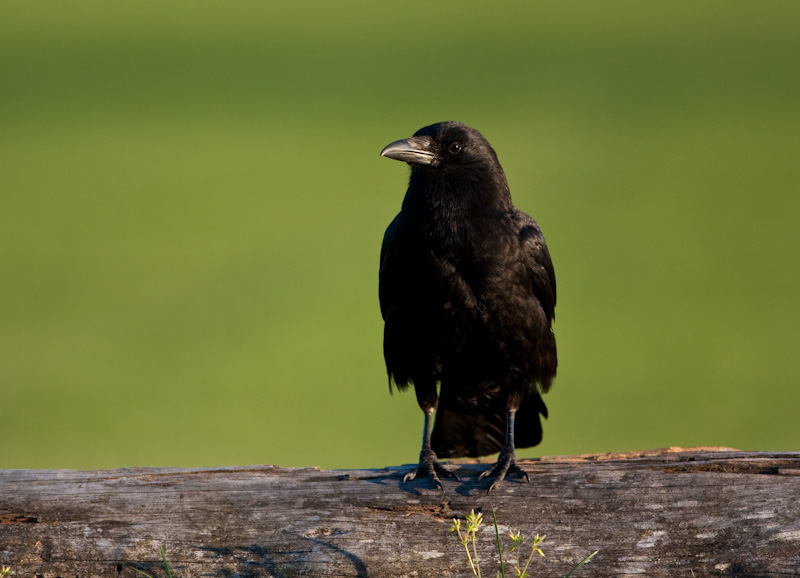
top-left (380, 121), bottom-right (503, 183)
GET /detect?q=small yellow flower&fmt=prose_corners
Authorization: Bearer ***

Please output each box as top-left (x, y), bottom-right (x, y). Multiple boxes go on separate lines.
top-left (465, 509), bottom-right (483, 535)
top-left (531, 534), bottom-right (546, 557)
top-left (509, 530), bottom-right (525, 552)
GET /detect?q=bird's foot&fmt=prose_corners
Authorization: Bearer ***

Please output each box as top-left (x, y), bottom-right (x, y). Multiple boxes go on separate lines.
top-left (403, 448), bottom-right (460, 492)
top-left (478, 449), bottom-right (529, 493)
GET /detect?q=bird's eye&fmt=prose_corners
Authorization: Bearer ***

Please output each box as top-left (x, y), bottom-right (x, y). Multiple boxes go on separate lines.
top-left (448, 142), bottom-right (463, 155)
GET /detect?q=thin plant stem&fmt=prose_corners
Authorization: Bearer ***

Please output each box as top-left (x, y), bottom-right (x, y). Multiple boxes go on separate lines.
top-left (464, 540), bottom-right (478, 577)
top-left (126, 545), bottom-right (173, 578)
top-left (564, 550), bottom-right (598, 577)
top-left (160, 545), bottom-right (173, 578)
top-left (519, 550), bottom-right (534, 578)
top-left (491, 505), bottom-right (504, 578)
top-left (471, 536), bottom-right (482, 578)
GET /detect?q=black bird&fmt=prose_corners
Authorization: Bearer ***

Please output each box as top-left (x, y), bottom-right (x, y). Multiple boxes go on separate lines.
top-left (379, 121), bottom-right (557, 492)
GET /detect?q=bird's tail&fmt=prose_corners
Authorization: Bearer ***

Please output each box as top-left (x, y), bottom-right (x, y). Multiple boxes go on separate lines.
top-left (431, 394), bottom-right (548, 459)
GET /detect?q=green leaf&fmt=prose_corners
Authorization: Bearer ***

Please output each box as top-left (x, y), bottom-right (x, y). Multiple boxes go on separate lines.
top-left (491, 505), bottom-right (505, 578)
top-left (564, 550), bottom-right (598, 578)
top-left (160, 545), bottom-right (174, 578)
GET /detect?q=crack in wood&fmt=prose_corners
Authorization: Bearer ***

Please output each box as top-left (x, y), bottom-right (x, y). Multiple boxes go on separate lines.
top-left (367, 502), bottom-right (453, 519)
top-left (0, 513), bottom-right (38, 524)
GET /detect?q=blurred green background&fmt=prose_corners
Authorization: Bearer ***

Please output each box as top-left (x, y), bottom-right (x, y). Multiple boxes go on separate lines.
top-left (2, 2), bottom-right (798, 471)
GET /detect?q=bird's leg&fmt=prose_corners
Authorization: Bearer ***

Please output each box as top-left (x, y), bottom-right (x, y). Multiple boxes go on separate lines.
top-left (478, 409), bottom-right (530, 492)
top-left (403, 409), bottom-right (460, 492)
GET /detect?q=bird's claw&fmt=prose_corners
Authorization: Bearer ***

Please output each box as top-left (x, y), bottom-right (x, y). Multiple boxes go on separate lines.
top-left (479, 451), bottom-right (529, 492)
top-left (403, 449), bottom-right (460, 492)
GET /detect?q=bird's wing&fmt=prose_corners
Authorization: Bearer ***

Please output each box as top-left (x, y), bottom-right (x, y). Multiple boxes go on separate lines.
top-left (378, 214), bottom-right (400, 321)
top-left (519, 216), bottom-right (556, 323)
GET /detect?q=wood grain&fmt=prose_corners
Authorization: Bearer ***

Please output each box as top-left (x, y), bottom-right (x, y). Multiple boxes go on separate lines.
top-left (2, 448), bottom-right (799, 577)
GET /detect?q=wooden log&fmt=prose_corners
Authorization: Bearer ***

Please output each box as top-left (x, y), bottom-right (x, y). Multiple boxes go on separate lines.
top-left (1, 448), bottom-right (799, 577)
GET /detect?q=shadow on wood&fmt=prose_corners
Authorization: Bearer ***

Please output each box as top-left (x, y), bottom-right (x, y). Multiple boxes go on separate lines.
top-left (1, 448), bottom-right (799, 577)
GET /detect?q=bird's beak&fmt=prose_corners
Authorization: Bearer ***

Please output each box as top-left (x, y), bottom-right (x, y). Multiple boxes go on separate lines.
top-left (380, 136), bottom-right (439, 167)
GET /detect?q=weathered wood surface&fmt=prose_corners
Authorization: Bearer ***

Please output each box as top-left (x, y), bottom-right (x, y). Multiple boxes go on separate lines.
top-left (2, 448), bottom-right (799, 577)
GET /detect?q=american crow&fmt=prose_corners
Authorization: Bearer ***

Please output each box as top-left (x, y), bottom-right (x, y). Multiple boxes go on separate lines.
top-left (379, 121), bottom-right (557, 492)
